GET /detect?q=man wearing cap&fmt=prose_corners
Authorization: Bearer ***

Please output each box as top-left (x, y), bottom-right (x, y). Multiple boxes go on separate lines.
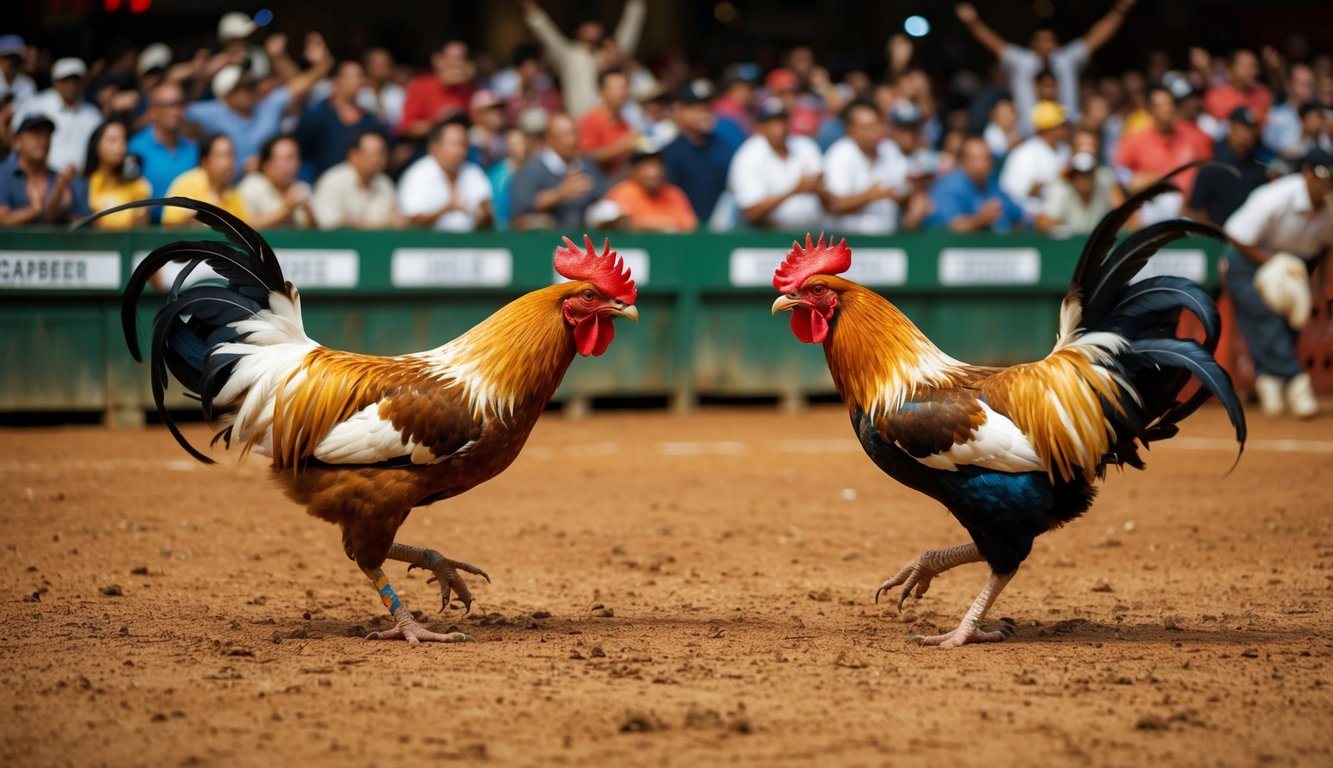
top-left (13, 58), bottom-right (101, 173)
top-left (726, 96), bottom-right (824, 230)
top-left (956, 0), bottom-right (1134, 134)
top-left (1114, 83), bottom-right (1212, 224)
top-left (187, 33), bottom-right (332, 177)
top-left (1186, 106), bottom-right (1271, 226)
top-left (1000, 100), bottom-right (1072, 217)
top-left (468, 89), bottom-right (508, 169)
top-left (714, 64), bottom-right (759, 134)
top-left (521, 0), bottom-right (646, 118)
top-left (662, 79), bottom-right (741, 223)
top-left (1222, 151), bottom-right (1333, 418)
top-left (1036, 129), bottom-right (1121, 235)
top-left (0, 36), bottom-right (36, 112)
top-left (296, 60), bottom-right (386, 182)
top-left (592, 144), bottom-right (697, 231)
top-left (0, 115), bottom-right (76, 225)
top-left (822, 100), bottom-right (916, 235)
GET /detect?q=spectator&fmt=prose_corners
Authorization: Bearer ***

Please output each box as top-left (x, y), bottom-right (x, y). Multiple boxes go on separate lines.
top-left (983, 95), bottom-right (1022, 159)
top-left (1187, 107), bottom-right (1270, 225)
top-left (398, 116), bottom-right (493, 231)
top-left (188, 34), bottom-right (332, 176)
top-left (468, 89), bottom-right (508, 169)
top-left (578, 67), bottom-right (638, 177)
top-left (313, 129), bottom-right (400, 229)
top-left (662, 79), bottom-right (741, 224)
top-left (1000, 100), bottom-right (1071, 217)
top-left (238, 134), bottom-right (315, 228)
top-left (128, 82), bottom-right (197, 223)
top-left (488, 127), bottom-right (531, 230)
top-left (956, 0), bottom-right (1134, 132)
top-left (888, 100), bottom-right (940, 184)
top-left (1264, 63), bottom-right (1317, 160)
top-left (0, 35), bottom-right (36, 112)
top-left (135, 43), bottom-right (174, 103)
top-left (0, 94), bottom-right (14, 158)
top-left (823, 100), bottom-right (920, 235)
top-left (71, 119), bottom-right (151, 229)
top-left (400, 40), bottom-right (474, 141)
top-left (359, 47), bottom-right (405, 133)
top-left (1035, 148), bottom-right (1120, 235)
top-left (521, 0), bottom-right (646, 118)
top-left (1223, 151), bottom-right (1333, 418)
top-left (1114, 83), bottom-right (1212, 224)
top-left (0, 115), bottom-right (76, 225)
top-left (714, 63), bottom-right (759, 134)
top-left (1200, 48), bottom-right (1273, 124)
top-left (926, 136), bottom-right (1026, 232)
top-left (510, 112), bottom-right (606, 230)
top-left (630, 78), bottom-right (677, 147)
top-left (765, 67), bottom-right (822, 138)
top-left (162, 133), bottom-right (247, 226)
top-left (591, 144), bottom-right (696, 231)
top-left (727, 97), bottom-right (824, 231)
top-left (16, 58), bottom-right (102, 173)
top-left (297, 60), bottom-right (386, 182)
top-left (497, 45), bottom-right (561, 124)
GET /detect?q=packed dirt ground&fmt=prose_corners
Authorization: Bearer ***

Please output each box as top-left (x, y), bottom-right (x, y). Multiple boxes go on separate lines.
top-left (1, 404), bottom-right (1331, 767)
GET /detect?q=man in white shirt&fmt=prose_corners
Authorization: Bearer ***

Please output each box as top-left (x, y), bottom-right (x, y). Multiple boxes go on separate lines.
top-left (398, 116), bottom-right (494, 231)
top-left (823, 101), bottom-right (916, 235)
top-left (956, 0), bottom-right (1133, 132)
top-left (237, 134), bottom-right (316, 228)
top-left (1223, 150), bottom-right (1333, 418)
top-left (0, 36), bottom-right (36, 113)
top-left (313, 129), bottom-right (400, 229)
top-left (14, 58), bottom-right (102, 173)
top-left (728, 97), bottom-right (824, 231)
top-left (1000, 100), bottom-right (1071, 217)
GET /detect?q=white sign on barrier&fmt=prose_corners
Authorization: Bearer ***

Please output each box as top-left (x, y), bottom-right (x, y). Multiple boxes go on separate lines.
top-left (938, 248), bottom-right (1041, 286)
top-left (0, 251), bottom-right (121, 289)
top-left (390, 248), bottom-right (513, 287)
top-left (729, 247), bottom-right (908, 288)
top-left (131, 249), bottom-right (360, 289)
top-left (1133, 249), bottom-right (1207, 284)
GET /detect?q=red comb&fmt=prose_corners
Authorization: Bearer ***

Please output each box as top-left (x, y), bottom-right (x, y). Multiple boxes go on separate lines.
top-left (772, 233), bottom-right (852, 293)
top-left (555, 235), bottom-right (637, 304)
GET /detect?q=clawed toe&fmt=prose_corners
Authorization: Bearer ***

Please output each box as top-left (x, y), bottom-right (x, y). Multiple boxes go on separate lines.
top-left (366, 611), bottom-right (475, 645)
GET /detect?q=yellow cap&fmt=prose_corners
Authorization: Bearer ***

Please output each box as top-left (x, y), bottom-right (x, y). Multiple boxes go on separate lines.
top-left (1031, 100), bottom-right (1068, 132)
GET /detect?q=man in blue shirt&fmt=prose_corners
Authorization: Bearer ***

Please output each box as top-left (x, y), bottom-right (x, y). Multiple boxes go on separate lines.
top-left (1186, 106), bottom-right (1271, 226)
top-left (926, 136), bottom-right (1026, 232)
top-left (186, 34), bottom-right (331, 176)
top-left (661, 80), bottom-right (742, 224)
top-left (0, 115), bottom-right (78, 225)
top-left (296, 60), bottom-right (387, 183)
top-left (128, 81), bottom-right (198, 223)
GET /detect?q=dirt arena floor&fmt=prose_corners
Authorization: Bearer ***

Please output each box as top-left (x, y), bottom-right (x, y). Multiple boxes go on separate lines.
top-left (1, 403), bottom-right (1331, 768)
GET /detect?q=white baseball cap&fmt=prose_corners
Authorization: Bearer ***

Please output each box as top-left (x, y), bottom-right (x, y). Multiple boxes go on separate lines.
top-left (217, 12), bottom-right (257, 43)
top-left (52, 57), bottom-right (87, 81)
top-left (137, 43), bottom-right (172, 76)
top-left (212, 65), bottom-right (246, 98)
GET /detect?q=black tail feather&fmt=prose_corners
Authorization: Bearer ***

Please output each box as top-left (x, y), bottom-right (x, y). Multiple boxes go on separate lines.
top-left (72, 197), bottom-right (286, 464)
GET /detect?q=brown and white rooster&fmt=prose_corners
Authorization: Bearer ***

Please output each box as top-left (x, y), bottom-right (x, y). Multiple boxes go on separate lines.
top-left (82, 197), bottom-right (638, 644)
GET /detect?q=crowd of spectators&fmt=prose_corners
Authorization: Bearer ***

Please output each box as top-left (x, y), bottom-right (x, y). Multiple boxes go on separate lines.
top-left (2, 1), bottom-right (1332, 237)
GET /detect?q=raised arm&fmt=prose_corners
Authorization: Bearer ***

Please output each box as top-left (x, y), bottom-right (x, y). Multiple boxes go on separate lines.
top-left (954, 3), bottom-right (1008, 60)
top-left (282, 33), bottom-right (334, 105)
top-left (522, 0), bottom-right (575, 66)
top-left (1082, 0), bottom-right (1135, 55)
top-left (613, 0), bottom-right (648, 59)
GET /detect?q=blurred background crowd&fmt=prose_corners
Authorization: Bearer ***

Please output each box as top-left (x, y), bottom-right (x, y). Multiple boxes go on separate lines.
top-left (1, 0), bottom-right (1331, 235)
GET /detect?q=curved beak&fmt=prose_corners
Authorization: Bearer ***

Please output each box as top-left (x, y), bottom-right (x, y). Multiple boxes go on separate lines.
top-left (608, 301), bottom-right (639, 322)
top-left (771, 295), bottom-right (802, 315)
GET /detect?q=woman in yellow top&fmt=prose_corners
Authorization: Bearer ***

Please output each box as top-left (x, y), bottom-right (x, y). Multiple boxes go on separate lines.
top-left (73, 119), bottom-right (152, 229)
top-left (162, 134), bottom-right (248, 227)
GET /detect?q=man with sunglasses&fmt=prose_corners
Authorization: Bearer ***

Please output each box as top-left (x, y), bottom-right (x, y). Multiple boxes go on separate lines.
top-left (129, 81), bottom-right (198, 223)
top-left (1224, 148), bottom-right (1333, 418)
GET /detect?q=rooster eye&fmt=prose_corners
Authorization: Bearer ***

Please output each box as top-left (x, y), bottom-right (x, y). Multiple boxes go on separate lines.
top-left (811, 284), bottom-right (827, 296)
top-left (582, 290), bottom-right (596, 302)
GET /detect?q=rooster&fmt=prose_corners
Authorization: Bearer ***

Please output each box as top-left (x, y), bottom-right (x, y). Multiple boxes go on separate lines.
top-left (79, 197), bottom-right (639, 645)
top-left (770, 177), bottom-right (1245, 648)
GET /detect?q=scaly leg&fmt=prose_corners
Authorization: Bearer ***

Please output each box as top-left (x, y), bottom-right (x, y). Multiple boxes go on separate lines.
top-left (875, 543), bottom-right (984, 612)
top-left (361, 565), bottom-right (474, 644)
top-left (908, 571), bottom-right (1015, 649)
top-left (385, 542), bottom-right (491, 613)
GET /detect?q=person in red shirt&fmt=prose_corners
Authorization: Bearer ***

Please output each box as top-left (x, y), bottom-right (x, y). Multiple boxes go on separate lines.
top-left (399, 40), bottom-right (475, 141)
top-left (578, 67), bottom-right (638, 176)
top-left (1198, 48), bottom-right (1273, 124)
top-left (593, 146), bottom-right (698, 231)
top-left (1115, 83), bottom-right (1213, 223)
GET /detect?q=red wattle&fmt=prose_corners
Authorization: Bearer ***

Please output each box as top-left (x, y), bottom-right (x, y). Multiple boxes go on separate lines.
top-left (574, 315), bottom-right (617, 356)
top-left (790, 307), bottom-right (829, 344)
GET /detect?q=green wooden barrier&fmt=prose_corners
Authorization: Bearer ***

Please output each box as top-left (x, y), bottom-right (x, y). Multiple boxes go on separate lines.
top-left (0, 228), bottom-right (1222, 423)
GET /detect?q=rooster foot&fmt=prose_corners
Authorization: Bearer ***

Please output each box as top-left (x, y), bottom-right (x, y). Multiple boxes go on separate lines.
top-left (366, 607), bottom-right (475, 645)
top-left (406, 553), bottom-right (492, 613)
top-left (907, 622), bottom-right (1015, 649)
top-left (874, 543), bottom-right (983, 613)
